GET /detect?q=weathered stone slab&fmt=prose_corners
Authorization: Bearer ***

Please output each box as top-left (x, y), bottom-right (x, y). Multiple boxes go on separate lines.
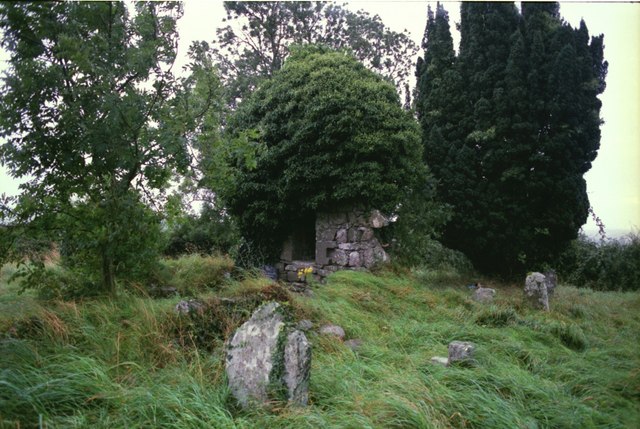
top-left (544, 270), bottom-right (557, 296)
top-left (225, 302), bottom-right (311, 407)
top-left (525, 272), bottom-right (549, 311)
top-left (283, 330), bottom-right (311, 406)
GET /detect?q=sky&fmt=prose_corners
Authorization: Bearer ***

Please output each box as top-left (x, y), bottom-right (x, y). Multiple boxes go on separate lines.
top-left (1, 1), bottom-right (638, 238)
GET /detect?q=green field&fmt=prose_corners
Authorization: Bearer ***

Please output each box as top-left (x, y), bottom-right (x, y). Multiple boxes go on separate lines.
top-left (1, 260), bottom-right (638, 428)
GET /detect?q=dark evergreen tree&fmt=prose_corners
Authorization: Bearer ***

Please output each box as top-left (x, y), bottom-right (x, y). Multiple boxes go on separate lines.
top-left (416, 2), bottom-right (607, 274)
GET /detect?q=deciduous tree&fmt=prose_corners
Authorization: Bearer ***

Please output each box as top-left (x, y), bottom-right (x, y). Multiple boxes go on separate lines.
top-left (0, 2), bottom-right (219, 293)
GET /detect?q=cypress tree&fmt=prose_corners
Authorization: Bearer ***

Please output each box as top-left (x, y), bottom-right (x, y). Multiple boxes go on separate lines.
top-left (417, 2), bottom-right (607, 274)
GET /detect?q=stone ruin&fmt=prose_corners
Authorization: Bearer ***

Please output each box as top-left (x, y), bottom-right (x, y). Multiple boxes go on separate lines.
top-left (277, 208), bottom-right (390, 283)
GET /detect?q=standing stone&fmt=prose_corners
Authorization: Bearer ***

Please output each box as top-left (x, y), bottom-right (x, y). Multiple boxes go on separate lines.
top-left (525, 272), bottom-right (550, 311)
top-left (283, 330), bottom-right (311, 405)
top-left (225, 302), bottom-right (311, 407)
top-left (544, 270), bottom-right (558, 296)
top-left (448, 341), bottom-right (476, 365)
top-left (473, 287), bottom-right (496, 304)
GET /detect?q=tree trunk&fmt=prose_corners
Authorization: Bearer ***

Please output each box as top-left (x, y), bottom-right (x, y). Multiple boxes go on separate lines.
top-left (101, 249), bottom-right (116, 296)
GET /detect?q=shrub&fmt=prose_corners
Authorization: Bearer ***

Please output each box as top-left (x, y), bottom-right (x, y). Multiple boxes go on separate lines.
top-left (163, 204), bottom-right (238, 257)
top-left (558, 232), bottom-right (640, 291)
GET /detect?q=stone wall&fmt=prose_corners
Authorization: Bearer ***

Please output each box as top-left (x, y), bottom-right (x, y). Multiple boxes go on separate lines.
top-left (279, 208), bottom-right (390, 282)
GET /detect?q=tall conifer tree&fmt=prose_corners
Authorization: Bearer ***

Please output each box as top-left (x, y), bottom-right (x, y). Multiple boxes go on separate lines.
top-left (416, 2), bottom-right (607, 274)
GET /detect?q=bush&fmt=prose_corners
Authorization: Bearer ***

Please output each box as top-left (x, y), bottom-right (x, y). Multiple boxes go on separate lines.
top-left (9, 263), bottom-right (98, 300)
top-left (558, 233), bottom-right (640, 291)
top-left (164, 204), bottom-right (238, 257)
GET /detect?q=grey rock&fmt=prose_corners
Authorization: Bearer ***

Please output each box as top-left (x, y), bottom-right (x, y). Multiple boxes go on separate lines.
top-left (283, 330), bottom-right (312, 406)
top-left (544, 270), bottom-right (557, 296)
top-left (363, 248), bottom-right (375, 268)
top-left (430, 356), bottom-right (449, 366)
top-left (174, 299), bottom-right (205, 315)
top-left (525, 272), bottom-right (550, 311)
top-left (319, 324), bottom-right (346, 340)
top-left (225, 302), bottom-right (311, 407)
top-left (344, 338), bottom-right (363, 351)
top-left (348, 251), bottom-right (362, 267)
top-left (335, 228), bottom-right (348, 244)
top-left (473, 287), bottom-right (496, 303)
top-left (370, 210), bottom-right (389, 229)
top-left (359, 227), bottom-right (374, 241)
top-left (330, 249), bottom-right (348, 266)
top-left (448, 341), bottom-right (476, 365)
top-left (297, 319), bottom-right (313, 331)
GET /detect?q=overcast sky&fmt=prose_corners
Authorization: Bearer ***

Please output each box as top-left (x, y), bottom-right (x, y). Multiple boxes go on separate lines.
top-left (1, 1), bottom-right (638, 238)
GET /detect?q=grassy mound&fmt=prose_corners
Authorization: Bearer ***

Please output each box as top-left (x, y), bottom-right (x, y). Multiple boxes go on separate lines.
top-left (1, 260), bottom-right (638, 428)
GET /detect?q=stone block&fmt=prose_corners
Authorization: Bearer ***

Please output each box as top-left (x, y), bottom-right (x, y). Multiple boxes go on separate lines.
top-left (330, 249), bottom-right (348, 266)
top-left (348, 251), bottom-right (362, 267)
top-left (338, 242), bottom-right (355, 251)
top-left (287, 271), bottom-right (299, 283)
top-left (315, 241), bottom-right (336, 266)
top-left (359, 227), bottom-right (374, 241)
top-left (335, 228), bottom-right (348, 243)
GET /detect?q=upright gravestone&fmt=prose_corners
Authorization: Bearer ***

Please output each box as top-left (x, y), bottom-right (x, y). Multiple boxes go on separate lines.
top-left (524, 272), bottom-right (550, 311)
top-left (225, 302), bottom-right (311, 407)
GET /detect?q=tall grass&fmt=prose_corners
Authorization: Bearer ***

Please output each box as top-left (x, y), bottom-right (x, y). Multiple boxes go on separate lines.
top-left (1, 257), bottom-right (639, 428)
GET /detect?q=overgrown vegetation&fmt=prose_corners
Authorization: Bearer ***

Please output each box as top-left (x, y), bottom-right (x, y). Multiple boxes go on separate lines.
top-left (558, 232), bottom-right (640, 291)
top-left (1, 258), bottom-right (638, 428)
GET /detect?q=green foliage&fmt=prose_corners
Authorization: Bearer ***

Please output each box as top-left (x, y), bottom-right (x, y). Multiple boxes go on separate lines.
top-left (219, 46), bottom-right (428, 261)
top-left (0, 2), bottom-right (221, 294)
top-left (213, 1), bottom-right (417, 103)
top-left (415, 2), bottom-right (608, 275)
top-left (164, 203), bottom-right (238, 257)
top-left (158, 254), bottom-right (234, 296)
top-left (557, 233), bottom-right (640, 291)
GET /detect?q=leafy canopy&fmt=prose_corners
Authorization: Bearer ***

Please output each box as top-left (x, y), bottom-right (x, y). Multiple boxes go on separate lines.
top-left (219, 46), bottom-right (426, 260)
top-left (212, 2), bottom-right (417, 103)
top-left (0, 2), bottom-right (219, 293)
